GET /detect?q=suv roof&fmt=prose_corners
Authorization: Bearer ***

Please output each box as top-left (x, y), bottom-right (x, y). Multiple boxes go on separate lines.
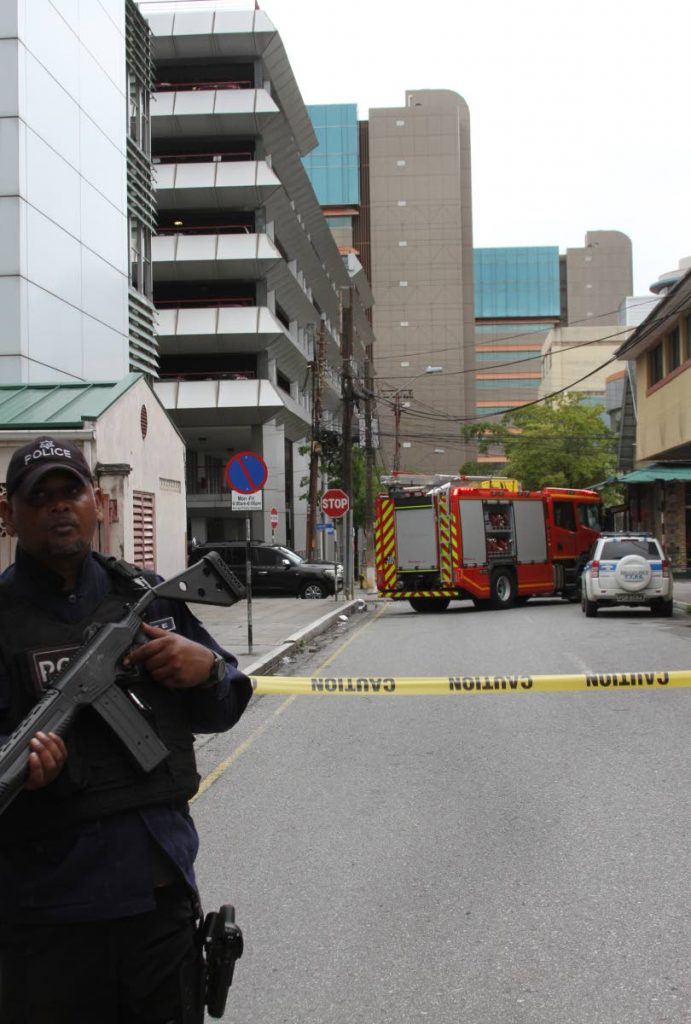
top-left (194, 541), bottom-right (294, 549)
top-left (598, 532), bottom-right (653, 539)
top-left (196, 540), bottom-right (277, 545)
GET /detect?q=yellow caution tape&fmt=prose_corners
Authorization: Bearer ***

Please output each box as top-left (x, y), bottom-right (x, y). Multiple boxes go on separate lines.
top-left (251, 671), bottom-right (691, 696)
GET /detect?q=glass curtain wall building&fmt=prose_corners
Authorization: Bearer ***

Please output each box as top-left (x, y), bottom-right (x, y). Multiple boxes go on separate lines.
top-left (474, 247), bottom-right (561, 418)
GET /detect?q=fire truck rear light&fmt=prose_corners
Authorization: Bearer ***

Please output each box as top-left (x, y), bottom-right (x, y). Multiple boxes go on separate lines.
top-left (591, 560), bottom-right (600, 578)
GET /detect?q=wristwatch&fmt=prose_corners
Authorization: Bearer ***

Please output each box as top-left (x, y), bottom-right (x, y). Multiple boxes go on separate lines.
top-left (202, 651), bottom-right (226, 688)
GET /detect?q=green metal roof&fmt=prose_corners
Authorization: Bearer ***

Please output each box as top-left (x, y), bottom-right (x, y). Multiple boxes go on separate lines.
top-left (0, 374), bottom-right (143, 429)
top-left (620, 464), bottom-right (691, 483)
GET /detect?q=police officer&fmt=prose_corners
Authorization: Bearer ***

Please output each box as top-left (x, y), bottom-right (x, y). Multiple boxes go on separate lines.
top-left (0, 437), bottom-right (253, 1024)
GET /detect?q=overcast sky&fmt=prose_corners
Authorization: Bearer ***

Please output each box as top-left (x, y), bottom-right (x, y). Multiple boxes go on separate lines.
top-left (265, 0), bottom-right (691, 296)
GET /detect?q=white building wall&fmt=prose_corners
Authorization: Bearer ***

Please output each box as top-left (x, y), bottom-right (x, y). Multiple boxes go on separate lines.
top-left (0, 0), bottom-right (129, 383)
top-left (96, 379), bottom-right (187, 577)
top-left (618, 295), bottom-right (660, 327)
top-left (539, 327), bottom-right (630, 398)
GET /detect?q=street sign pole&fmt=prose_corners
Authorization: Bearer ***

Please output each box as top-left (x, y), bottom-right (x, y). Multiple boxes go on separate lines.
top-left (320, 489), bottom-right (350, 601)
top-left (332, 514), bottom-right (338, 602)
top-left (224, 451), bottom-right (268, 657)
top-left (245, 516), bottom-right (252, 653)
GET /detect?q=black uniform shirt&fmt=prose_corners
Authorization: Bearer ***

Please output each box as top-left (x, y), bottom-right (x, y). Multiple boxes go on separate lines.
top-left (0, 548), bottom-right (252, 924)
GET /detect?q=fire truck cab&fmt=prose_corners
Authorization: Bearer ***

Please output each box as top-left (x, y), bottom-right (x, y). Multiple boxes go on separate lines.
top-left (374, 475), bottom-right (602, 612)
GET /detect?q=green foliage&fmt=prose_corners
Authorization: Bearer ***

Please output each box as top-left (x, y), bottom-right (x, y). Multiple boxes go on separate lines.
top-left (458, 459), bottom-right (507, 478)
top-left (463, 395), bottom-right (618, 491)
top-left (299, 431), bottom-right (380, 529)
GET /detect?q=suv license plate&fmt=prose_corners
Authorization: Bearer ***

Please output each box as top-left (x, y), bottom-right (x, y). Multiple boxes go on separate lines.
top-left (616, 593), bottom-right (646, 602)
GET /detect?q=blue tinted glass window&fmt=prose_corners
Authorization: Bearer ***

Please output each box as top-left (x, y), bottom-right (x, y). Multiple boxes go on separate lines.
top-left (304, 104), bottom-right (359, 205)
top-left (474, 247), bottom-right (560, 318)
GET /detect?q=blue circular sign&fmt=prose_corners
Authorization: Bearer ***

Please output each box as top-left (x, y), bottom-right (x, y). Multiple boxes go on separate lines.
top-left (225, 451), bottom-right (268, 494)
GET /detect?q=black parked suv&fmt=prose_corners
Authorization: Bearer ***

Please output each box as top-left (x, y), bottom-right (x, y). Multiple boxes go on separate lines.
top-left (189, 542), bottom-right (343, 599)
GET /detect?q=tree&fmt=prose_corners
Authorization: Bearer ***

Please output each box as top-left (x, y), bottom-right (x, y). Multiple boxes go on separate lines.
top-left (299, 431), bottom-right (379, 531)
top-left (463, 395), bottom-right (618, 491)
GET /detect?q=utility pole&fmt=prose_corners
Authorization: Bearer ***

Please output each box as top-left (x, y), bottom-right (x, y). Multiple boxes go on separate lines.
top-left (393, 391), bottom-right (402, 473)
top-left (341, 289), bottom-right (354, 597)
top-left (342, 291), bottom-right (353, 507)
top-left (363, 343), bottom-right (375, 586)
top-left (306, 316), bottom-right (325, 561)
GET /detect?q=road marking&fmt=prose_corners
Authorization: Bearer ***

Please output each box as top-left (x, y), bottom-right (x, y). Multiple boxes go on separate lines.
top-left (193, 695), bottom-right (295, 801)
top-left (194, 602), bottom-right (390, 799)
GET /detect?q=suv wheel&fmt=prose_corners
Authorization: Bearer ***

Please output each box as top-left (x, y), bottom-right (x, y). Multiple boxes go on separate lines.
top-left (653, 598), bottom-right (674, 617)
top-left (582, 594), bottom-right (598, 617)
top-left (300, 580), bottom-right (328, 599)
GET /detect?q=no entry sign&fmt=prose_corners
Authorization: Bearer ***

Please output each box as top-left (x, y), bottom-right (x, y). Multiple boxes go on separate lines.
top-left (225, 451), bottom-right (268, 494)
top-left (321, 488), bottom-right (349, 519)
top-left (270, 507), bottom-right (279, 529)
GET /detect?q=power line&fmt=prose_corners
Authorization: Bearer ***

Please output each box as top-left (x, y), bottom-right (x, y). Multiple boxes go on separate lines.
top-left (373, 352), bottom-right (620, 425)
top-left (373, 324), bottom-right (631, 383)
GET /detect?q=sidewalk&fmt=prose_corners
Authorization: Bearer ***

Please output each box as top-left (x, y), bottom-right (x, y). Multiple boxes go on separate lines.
top-left (188, 592), bottom-right (367, 675)
top-left (673, 575), bottom-right (691, 614)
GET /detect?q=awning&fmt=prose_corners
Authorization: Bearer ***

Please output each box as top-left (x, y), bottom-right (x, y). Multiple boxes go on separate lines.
top-left (620, 464), bottom-right (691, 483)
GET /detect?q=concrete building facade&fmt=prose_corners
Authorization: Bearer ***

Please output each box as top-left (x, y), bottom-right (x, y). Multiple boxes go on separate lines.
top-left (140, 3), bottom-right (372, 553)
top-left (365, 90), bottom-right (475, 476)
top-left (615, 267), bottom-right (691, 570)
top-left (538, 327), bottom-right (630, 408)
top-left (564, 230), bottom-right (633, 328)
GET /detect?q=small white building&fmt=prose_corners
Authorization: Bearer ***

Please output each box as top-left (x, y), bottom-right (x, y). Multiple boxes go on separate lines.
top-left (539, 326), bottom-right (631, 402)
top-left (0, 373), bottom-right (187, 577)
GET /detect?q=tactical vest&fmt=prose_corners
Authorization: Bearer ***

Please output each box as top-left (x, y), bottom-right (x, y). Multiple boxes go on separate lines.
top-left (0, 555), bottom-right (200, 844)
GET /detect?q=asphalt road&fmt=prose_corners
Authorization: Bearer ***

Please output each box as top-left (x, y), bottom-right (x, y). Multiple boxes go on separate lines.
top-left (192, 598), bottom-right (691, 1024)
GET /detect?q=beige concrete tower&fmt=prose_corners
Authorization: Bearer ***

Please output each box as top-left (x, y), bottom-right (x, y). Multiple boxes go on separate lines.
top-left (367, 90), bottom-right (475, 475)
top-left (565, 230), bottom-right (633, 328)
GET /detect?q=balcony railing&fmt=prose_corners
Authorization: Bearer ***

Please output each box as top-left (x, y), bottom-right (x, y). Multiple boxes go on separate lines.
top-left (156, 224), bottom-right (254, 236)
top-left (155, 80), bottom-right (253, 93)
top-left (153, 150), bottom-right (254, 165)
top-left (154, 296), bottom-right (255, 309)
top-left (187, 466), bottom-right (227, 494)
top-left (158, 370), bottom-right (257, 382)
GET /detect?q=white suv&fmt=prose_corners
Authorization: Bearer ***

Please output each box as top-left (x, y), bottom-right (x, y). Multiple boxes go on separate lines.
top-left (581, 534), bottom-right (674, 617)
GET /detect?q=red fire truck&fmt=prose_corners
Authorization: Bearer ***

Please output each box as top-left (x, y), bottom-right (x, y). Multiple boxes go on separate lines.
top-left (374, 475), bottom-right (602, 612)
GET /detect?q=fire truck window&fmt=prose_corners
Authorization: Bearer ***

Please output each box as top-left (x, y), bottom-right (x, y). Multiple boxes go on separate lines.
top-left (578, 503), bottom-right (601, 530)
top-left (553, 501), bottom-right (576, 532)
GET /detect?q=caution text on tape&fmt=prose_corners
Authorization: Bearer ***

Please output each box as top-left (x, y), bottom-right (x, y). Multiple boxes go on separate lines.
top-left (250, 671), bottom-right (691, 696)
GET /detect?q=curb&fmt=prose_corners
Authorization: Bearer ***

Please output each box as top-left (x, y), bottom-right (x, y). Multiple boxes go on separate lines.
top-left (243, 599), bottom-right (362, 676)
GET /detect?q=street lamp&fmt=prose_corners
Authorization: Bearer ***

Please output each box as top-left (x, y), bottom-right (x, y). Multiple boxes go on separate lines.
top-left (392, 365), bottom-right (444, 472)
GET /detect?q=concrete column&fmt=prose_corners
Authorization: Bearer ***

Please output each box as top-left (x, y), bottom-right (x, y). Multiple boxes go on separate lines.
top-left (262, 422), bottom-right (286, 544)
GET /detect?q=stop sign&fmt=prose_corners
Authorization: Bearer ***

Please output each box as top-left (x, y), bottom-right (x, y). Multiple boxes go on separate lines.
top-left (321, 488), bottom-right (349, 518)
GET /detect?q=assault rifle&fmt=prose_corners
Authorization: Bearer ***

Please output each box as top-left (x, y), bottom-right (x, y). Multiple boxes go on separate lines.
top-left (0, 553), bottom-right (245, 818)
